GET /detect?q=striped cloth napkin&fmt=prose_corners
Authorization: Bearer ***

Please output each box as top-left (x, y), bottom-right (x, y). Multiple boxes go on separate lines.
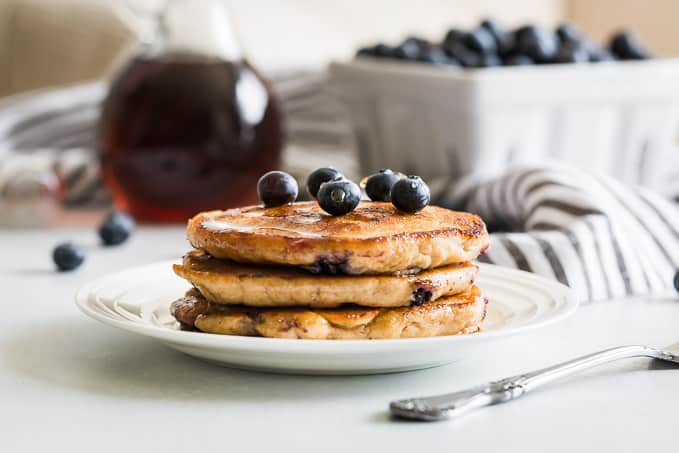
top-left (438, 166), bottom-right (679, 302)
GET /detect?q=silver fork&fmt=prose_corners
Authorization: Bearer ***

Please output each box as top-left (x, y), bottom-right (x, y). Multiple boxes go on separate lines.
top-left (390, 343), bottom-right (679, 421)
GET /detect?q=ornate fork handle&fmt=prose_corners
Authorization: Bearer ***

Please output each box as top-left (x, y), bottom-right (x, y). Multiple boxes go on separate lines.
top-left (390, 345), bottom-right (668, 421)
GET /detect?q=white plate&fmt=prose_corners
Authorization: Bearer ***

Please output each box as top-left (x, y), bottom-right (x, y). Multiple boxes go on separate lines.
top-left (75, 261), bottom-right (578, 375)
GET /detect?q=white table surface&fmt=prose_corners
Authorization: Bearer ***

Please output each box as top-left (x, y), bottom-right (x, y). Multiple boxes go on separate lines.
top-left (2, 227), bottom-right (678, 453)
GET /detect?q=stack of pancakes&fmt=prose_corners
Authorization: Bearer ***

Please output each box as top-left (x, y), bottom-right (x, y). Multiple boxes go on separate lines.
top-left (171, 201), bottom-right (489, 339)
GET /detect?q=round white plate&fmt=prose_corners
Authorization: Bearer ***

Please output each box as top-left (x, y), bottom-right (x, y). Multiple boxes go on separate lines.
top-left (75, 261), bottom-right (578, 375)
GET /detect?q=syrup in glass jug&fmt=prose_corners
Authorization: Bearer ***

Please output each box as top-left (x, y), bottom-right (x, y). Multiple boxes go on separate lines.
top-left (99, 0), bottom-right (284, 222)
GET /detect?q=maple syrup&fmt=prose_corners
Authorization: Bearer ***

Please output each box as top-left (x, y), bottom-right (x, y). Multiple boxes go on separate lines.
top-left (98, 1), bottom-right (283, 222)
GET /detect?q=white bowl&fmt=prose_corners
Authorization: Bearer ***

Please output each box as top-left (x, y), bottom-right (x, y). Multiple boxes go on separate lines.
top-left (329, 58), bottom-right (679, 195)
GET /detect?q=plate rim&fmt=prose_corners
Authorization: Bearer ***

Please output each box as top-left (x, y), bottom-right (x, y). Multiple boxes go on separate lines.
top-left (75, 261), bottom-right (578, 352)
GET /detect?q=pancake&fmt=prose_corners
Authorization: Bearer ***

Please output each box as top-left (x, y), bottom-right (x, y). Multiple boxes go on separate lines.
top-left (187, 201), bottom-right (488, 275)
top-left (171, 286), bottom-right (487, 340)
top-left (173, 250), bottom-right (478, 308)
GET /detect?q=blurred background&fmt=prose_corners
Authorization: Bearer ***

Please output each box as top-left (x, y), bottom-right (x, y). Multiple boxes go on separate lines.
top-left (2, 0), bottom-right (679, 228)
top-left (4, 0), bottom-right (679, 95)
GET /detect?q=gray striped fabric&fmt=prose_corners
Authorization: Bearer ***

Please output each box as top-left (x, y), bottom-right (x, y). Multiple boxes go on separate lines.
top-left (438, 166), bottom-right (679, 302)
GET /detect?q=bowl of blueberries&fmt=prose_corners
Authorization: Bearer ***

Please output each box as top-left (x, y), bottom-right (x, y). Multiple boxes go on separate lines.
top-left (330, 19), bottom-right (679, 196)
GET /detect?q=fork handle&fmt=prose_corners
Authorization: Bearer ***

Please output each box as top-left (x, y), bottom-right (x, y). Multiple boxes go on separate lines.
top-left (390, 345), bottom-right (662, 421)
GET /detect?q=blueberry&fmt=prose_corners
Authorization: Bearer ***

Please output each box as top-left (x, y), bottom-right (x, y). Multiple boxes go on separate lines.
top-left (365, 169), bottom-right (402, 202)
top-left (581, 40), bottom-right (616, 62)
top-left (554, 41), bottom-right (590, 64)
top-left (306, 167), bottom-right (343, 199)
top-left (257, 171), bottom-right (298, 207)
top-left (317, 179), bottom-right (361, 216)
top-left (417, 47), bottom-right (459, 65)
top-left (504, 53), bottom-right (534, 66)
top-left (556, 22), bottom-right (582, 44)
top-left (475, 53), bottom-right (502, 68)
top-left (464, 26), bottom-right (497, 55)
top-left (390, 176), bottom-right (431, 213)
top-left (374, 43), bottom-right (396, 58)
top-left (401, 36), bottom-right (430, 51)
top-left (445, 40), bottom-right (500, 68)
top-left (98, 212), bottom-right (135, 246)
top-left (356, 46), bottom-right (376, 57)
top-left (394, 37), bottom-right (431, 61)
top-left (674, 269), bottom-right (679, 292)
top-left (514, 25), bottom-right (559, 62)
top-left (588, 44), bottom-right (615, 62)
top-left (53, 242), bottom-right (85, 272)
top-left (443, 29), bottom-right (466, 47)
top-left (393, 38), bottom-right (422, 60)
top-left (443, 41), bottom-right (482, 67)
top-left (480, 19), bottom-right (514, 55)
top-left (609, 31), bottom-right (651, 60)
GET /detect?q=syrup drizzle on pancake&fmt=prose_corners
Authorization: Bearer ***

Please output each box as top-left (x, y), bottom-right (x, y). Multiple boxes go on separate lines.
top-left (202, 217), bottom-right (326, 238)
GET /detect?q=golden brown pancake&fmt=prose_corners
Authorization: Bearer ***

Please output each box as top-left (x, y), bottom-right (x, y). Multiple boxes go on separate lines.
top-left (171, 287), bottom-right (487, 340)
top-left (174, 249), bottom-right (478, 308)
top-left (187, 201), bottom-right (488, 275)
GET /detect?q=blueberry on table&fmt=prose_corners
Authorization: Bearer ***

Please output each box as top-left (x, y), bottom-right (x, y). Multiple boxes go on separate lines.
top-left (464, 26), bottom-right (497, 55)
top-left (317, 179), bottom-right (361, 216)
top-left (98, 212), bottom-right (135, 246)
top-left (556, 22), bottom-right (582, 44)
top-left (53, 242), bottom-right (85, 272)
top-left (609, 31), bottom-right (651, 60)
top-left (554, 41), bottom-right (590, 64)
top-left (674, 269), bottom-right (679, 292)
top-left (365, 169), bottom-right (402, 202)
top-left (307, 167), bottom-right (343, 199)
top-left (257, 171), bottom-right (299, 208)
top-left (390, 176), bottom-right (431, 213)
top-left (504, 53), bottom-right (534, 66)
top-left (514, 25), bottom-right (560, 62)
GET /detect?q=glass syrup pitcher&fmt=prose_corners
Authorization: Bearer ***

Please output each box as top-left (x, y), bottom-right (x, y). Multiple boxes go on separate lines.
top-left (99, 0), bottom-right (284, 222)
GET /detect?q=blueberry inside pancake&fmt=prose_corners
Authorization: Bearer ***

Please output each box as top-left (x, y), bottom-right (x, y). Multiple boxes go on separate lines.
top-left (171, 286), bottom-right (487, 340)
top-left (173, 249), bottom-right (479, 308)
